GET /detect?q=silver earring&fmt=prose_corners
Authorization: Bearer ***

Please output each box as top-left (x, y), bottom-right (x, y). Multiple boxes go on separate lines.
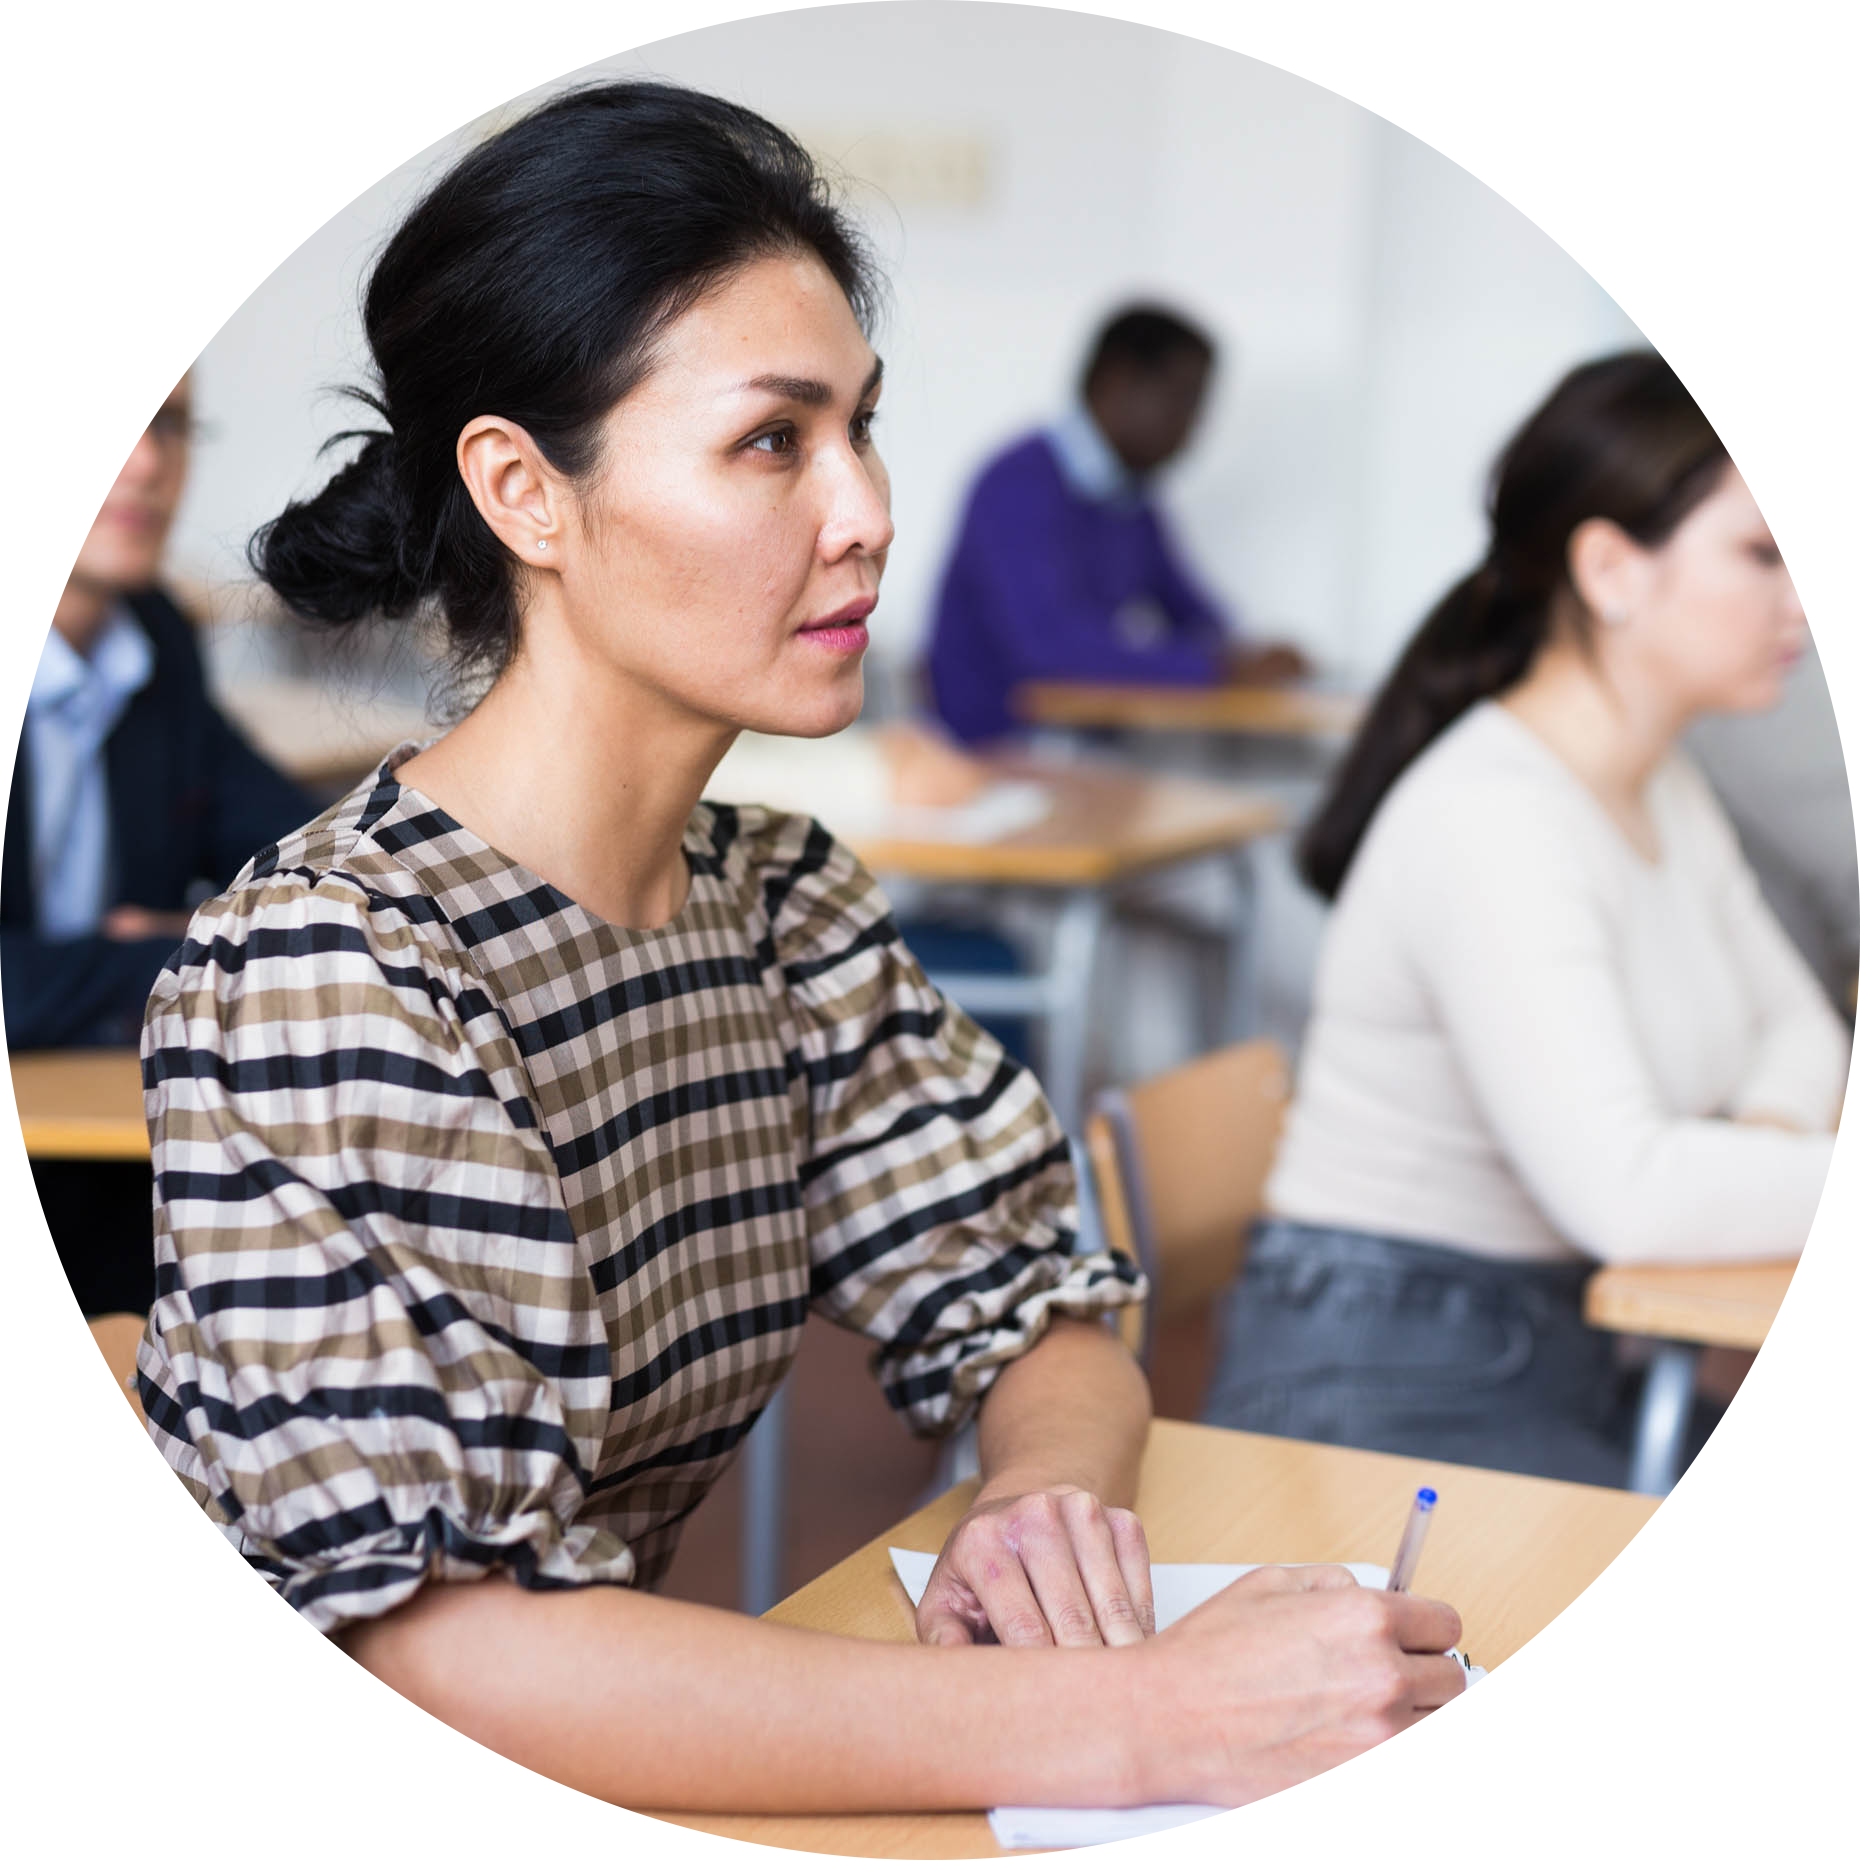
top-left (536, 537), bottom-right (550, 552)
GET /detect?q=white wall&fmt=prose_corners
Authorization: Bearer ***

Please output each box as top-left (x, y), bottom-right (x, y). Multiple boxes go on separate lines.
top-left (172, 1), bottom-right (1638, 692)
top-left (1347, 116), bottom-right (1642, 664)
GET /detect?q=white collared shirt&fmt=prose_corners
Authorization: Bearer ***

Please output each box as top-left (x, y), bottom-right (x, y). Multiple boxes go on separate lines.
top-left (25, 606), bottom-right (155, 936)
top-left (1045, 404), bottom-right (1174, 646)
top-left (1044, 401), bottom-right (1139, 505)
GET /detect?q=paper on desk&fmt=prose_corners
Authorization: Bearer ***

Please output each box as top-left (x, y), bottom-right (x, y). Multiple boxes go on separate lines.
top-left (888, 1548), bottom-right (1482, 1849)
top-left (706, 729), bottom-right (1053, 843)
top-left (986, 1804), bottom-right (1218, 1849)
top-left (874, 781), bottom-right (1052, 844)
top-left (889, 1546), bottom-right (1389, 1634)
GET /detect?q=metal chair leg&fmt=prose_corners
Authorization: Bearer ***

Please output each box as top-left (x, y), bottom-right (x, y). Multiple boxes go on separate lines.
top-left (1628, 1342), bottom-right (1699, 1496)
top-left (739, 1381), bottom-right (789, 1614)
top-left (1040, 887), bottom-right (1108, 1132)
top-left (1221, 847), bottom-right (1260, 1045)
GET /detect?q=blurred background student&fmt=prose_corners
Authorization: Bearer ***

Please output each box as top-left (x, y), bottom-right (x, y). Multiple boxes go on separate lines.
top-left (925, 303), bottom-right (1309, 746)
top-left (6, 377), bottom-right (311, 1314)
top-left (1201, 352), bottom-right (1848, 1487)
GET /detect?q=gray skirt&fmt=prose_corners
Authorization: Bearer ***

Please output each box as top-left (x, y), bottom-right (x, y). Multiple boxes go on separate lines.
top-left (1200, 1219), bottom-right (1663, 1487)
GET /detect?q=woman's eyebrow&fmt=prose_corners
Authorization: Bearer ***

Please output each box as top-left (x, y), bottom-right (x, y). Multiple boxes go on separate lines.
top-left (738, 358), bottom-right (885, 406)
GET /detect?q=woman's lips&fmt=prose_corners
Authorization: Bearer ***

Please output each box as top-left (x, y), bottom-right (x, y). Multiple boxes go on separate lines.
top-left (798, 597), bottom-right (875, 653)
top-left (798, 621), bottom-right (869, 653)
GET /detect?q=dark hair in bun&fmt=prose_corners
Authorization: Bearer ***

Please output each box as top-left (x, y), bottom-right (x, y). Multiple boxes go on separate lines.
top-left (250, 81), bottom-right (877, 681)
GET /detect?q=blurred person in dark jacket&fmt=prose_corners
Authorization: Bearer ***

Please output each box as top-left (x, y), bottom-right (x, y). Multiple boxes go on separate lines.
top-left (6, 377), bottom-right (312, 1311)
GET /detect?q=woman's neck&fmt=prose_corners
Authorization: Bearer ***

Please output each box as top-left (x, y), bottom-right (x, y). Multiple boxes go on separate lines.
top-left (1498, 633), bottom-right (1692, 855)
top-left (398, 620), bottom-right (734, 930)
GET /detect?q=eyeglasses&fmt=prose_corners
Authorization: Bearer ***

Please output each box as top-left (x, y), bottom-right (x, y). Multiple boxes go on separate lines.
top-left (145, 406), bottom-right (208, 449)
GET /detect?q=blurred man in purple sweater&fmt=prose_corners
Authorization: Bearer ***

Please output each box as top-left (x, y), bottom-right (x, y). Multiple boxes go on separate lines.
top-left (928, 304), bottom-right (1307, 744)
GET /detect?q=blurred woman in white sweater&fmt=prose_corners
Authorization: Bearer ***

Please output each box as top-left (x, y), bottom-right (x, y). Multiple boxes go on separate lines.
top-left (1203, 352), bottom-right (1848, 1485)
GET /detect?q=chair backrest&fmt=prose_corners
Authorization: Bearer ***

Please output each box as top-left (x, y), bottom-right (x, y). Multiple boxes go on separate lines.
top-left (87, 1312), bottom-right (147, 1420)
top-left (1084, 1040), bottom-right (1290, 1363)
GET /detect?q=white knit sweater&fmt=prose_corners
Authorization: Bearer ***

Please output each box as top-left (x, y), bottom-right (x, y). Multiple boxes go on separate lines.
top-left (1267, 701), bottom-right (1849, 1265)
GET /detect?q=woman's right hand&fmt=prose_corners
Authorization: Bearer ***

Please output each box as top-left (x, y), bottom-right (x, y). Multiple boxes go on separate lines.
top-left (1134, 1563), bottom-right (1467, 1806)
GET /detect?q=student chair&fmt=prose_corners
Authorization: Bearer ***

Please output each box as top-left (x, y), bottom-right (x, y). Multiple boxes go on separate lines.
top-left (87, 1312), bottom-right (147, 1419)
top-left (1083, 1039), bottom-right (1290, 1368)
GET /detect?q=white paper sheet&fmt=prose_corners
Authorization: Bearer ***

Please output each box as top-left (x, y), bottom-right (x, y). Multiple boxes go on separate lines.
top-left (873, 780), bottom-right (1053, 844)
top-left (887, 1547), bottom-right (1482, 1849)
top-left (705, 729), bottom-right (1054, 844)
top-left (888, 1545), bottom-right (1391, 1631)
top-left (984, 1803), bottom-right (1219, 1849)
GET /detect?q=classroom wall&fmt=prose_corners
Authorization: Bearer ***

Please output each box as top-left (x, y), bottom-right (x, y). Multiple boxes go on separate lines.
top-left (171, 1), bottom-right (1640, 690)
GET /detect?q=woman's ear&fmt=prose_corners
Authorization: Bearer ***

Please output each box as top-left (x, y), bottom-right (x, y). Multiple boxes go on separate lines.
top-left (457, 416), bottom-right (561, 565)
top-left (1566, 516), bottom-right (1649, 628)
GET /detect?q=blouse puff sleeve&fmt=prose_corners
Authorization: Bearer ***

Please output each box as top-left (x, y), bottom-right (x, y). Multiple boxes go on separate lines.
top-left (135, 868), bottom-right (623, 1637)
top-left (755, 810), bottom-right (1145, 1434)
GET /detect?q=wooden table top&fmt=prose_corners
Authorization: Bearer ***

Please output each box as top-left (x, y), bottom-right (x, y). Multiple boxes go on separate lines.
top-left (658, 1418), bottom-right (1657, 1858)
top-left (1584, 1258), bottom-right (1794, 1351)
top-left (217, 678), bottom-right (433, 789)
top-left (12, 1050), bottom-right (149, 1160)
top-left (87, 1312), bottom-right (148, 1414)
top-left (1015, 680), bottom-right (1366, 739)
top-left (844, 757), bottom-right (1282, 886)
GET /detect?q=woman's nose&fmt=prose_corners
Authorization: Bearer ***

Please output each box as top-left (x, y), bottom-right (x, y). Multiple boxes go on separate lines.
top-left (819, 449), bottom-right (894, 561)
top-left (1779, 576), bottom-right (1807, 628)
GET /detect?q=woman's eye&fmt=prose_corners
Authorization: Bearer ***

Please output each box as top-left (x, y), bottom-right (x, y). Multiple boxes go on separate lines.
top-left (749, 427), bottom-right (796, 456)
top-left (851, 408), bottom-right (878, 445)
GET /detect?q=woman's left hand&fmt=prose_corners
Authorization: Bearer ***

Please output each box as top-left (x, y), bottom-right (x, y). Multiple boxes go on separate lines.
top-left (914, 1484), bottom-right (1154, 1648)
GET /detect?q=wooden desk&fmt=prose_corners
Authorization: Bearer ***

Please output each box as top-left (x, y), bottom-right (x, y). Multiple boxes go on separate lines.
top-left (1586, 1259), bottom-right (1792, 1352)
top-left (1585, 1259), bottom-right (1793, 1494)
top-left (842, 757), bottom-right (1281, 888)
top-left (1014, 681), bottom-right (1366, 740)
top-left (216, 678), bottom-right (433, 789)
top-left (12, 1050), bottom-right (149, 1160)
top-left (842, 758), bottom-right (1283, 1136)
top-left (659, 1418), bottom-right (1657, 1858)
top-left (87, 1312), bottom-right (148, 1416)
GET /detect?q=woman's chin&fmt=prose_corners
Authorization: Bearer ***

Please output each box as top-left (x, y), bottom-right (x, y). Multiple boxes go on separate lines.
top-left (735, 676), bottom-right (867, 741)
top-left (1708, 675), bottom-right (1787, 715)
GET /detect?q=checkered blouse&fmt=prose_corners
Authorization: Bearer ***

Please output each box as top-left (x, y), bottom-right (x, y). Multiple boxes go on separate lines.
top-left (135, 750), bottom-right (1140, 1634)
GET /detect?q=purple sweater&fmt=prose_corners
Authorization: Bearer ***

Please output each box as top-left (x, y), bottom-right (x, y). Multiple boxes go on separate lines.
top-left (926, 432), bottom-right (1230, 744)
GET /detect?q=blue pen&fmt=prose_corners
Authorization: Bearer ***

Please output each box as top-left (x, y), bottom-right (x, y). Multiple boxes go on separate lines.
top-left (1387, 1486), bottom-right (1437, 1593)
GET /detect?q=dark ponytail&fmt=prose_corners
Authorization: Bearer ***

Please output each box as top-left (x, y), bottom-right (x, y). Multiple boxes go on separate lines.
top-left (250, 81), bottom-right (877, 682)
top-left (1298, 350), bottom-right (1729, 901)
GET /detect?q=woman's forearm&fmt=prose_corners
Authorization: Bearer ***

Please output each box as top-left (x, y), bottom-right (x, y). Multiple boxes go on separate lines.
top-left (973, 1317), bottom-right (1151, 1506)
top-left (339, 1575), bottom-right (1143, 1813)
top-left (339, 1551), bottom-right (1468, 1814)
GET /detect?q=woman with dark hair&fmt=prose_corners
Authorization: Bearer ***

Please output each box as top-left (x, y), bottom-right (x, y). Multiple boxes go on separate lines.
top-left (133, 83), bottom-right (1463, 1813)
top-left (1203, 351), bottom-right (1847, 1484)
